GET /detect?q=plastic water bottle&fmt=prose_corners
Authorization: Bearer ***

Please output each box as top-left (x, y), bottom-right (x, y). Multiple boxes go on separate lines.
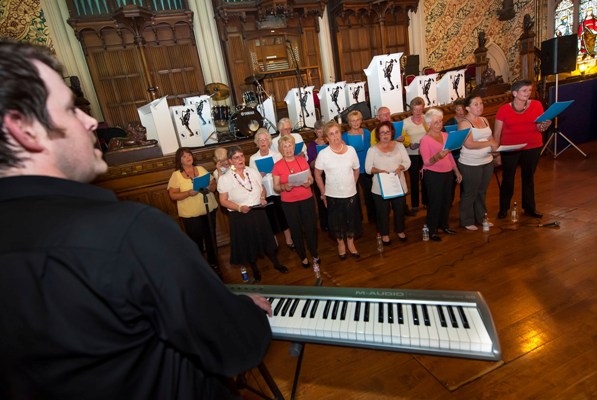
top-left (511, 202), bottom-right (519, 223)
top-left (422, 225), bottom-right (430, 241)
top-left (482, 213), bottom-right (490, 232)
top-left (376, 233), bottom-right (384, 254)
top-left (313, 258), bottom-right (321, 280)
top-left (240, 266), bottom-right (249, 283)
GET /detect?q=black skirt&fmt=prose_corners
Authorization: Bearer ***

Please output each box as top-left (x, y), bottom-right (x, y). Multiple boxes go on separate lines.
top-left (228, 208), bottom-right (277, 265)
top-left (326, 194), bottom-right (362, 240)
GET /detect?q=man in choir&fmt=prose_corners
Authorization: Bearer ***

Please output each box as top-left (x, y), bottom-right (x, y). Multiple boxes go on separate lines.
top-left (271, 117), bottom-right (308, 160)
top-left (0, 40), bottom-right (272, 400)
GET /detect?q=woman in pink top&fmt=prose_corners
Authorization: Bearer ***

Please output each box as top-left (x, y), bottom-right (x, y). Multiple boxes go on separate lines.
top-left (273, 135), bottom-right (320, 271)
top-left (419, 108), bottom-right (463, 241)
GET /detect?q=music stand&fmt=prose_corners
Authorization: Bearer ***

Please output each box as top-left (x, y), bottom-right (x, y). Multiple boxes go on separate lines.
top-left (286, 40), bottom-right (311, 131)
top-left (540, 35), bottom-right (588, 158)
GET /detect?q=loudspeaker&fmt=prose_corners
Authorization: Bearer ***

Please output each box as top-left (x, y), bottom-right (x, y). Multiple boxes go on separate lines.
top-left (540, 34), bottom-right (577, 76)
top-left (405, 55), bottom-right (420, 76)
top-left (340, 102), bottom-right (371, 124)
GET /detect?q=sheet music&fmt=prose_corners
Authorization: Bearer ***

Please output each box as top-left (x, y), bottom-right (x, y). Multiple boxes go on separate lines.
top-left (288, 169), bottom-right (309, 186)
top-left (443, 128), bottom-right (470, 151)
top-left (377, 172), bottom-right (405, 199)
top-left (497, 144), bottom-right (527, 152)
top-left (535, 100), bottom-right (574, 123)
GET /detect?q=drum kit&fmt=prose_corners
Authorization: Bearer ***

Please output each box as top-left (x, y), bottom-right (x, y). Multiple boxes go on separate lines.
top-left (205, 73), bottom-right (275, 142)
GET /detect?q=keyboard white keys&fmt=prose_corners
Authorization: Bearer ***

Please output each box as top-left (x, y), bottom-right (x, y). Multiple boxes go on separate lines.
top-left (230, 284), bottom-right (502, 361)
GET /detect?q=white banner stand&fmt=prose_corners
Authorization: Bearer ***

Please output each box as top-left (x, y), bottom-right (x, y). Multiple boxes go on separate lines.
top-left (257, 96), bottom-right (277, 134)
top-left (137, 96), bottom-right (179, 155)
top-left (318, 81), bottom-right (347, 122)
top-left (169, 105), bottom-right (205, 147)
top-left (345, 81), bottom-right (366, 107)
top-left (436, 69), bottom-right (466, 105)
top-left (285, 86), bottom-right (316, 130)
top-left (183, 95), bottom-right (217, 145)
top-left (405, 74), bottom-right (438, 108)
top-left (364, 52), bottom-right (404, 116)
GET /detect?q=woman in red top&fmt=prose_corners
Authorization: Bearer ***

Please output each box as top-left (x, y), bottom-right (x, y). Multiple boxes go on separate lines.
top-left (273, 135), bottom-right (320, 272)
top-left (494, 80), bottom-right (551, 219)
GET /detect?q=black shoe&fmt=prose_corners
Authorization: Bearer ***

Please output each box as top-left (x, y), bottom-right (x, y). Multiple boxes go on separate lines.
top-left (286, 243), bottom-right (296, 251)
top-left (497, 210), bottom-right (508, 219)
top-left (350, 252), bottom-right (361, 259)
top-left (275, 265), bottom-right (289, 274)
top-left (382, 239), bottom-right (392, 246)
top-left (525, 210), bottom-right (543, 218)
top-left (301, 259), bottom-right (310, 268)
top-left (430, 234), bottom-right (442, 242)
top-left (338, 253), bottom-right (347, 260)
top-left (441, 228), bottom-right (457, 235)
top-left (397, 234), bottom-right (407, 242)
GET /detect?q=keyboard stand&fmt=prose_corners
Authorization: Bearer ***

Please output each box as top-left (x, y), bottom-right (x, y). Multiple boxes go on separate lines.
top-left (236, 362), bottom-right (285, 400)
top-left (287, 342), bottom-right (307, 400)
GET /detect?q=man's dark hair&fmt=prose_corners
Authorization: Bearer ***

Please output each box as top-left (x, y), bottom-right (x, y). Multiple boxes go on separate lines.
top-left (0, 40), bottom-right (63, 170)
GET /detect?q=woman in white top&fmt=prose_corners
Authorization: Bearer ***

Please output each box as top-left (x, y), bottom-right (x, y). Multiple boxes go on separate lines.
top-left (457, 95), bottom-right (499, 230)
top-left (167, 147), bottom-right (219, 269)
top-left (314, 121), bottom-right (361, 259)
top-left (218, 146), bottom-right (288, 281)
top-left (403, 96), bottom-right (428, 212)
top-left (365, 121), bottom-right (411, 244)
top-left (249, 128), bottom-right (294, 249)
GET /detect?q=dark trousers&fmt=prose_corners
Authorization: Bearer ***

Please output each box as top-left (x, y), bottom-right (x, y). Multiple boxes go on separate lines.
top-left (281, 198), bottom-right (319, 260)
top-left (181, 209), bottom-right (218, 265)
top-left (372, 193), bottom-right (406, 236)
top-left (408, 154), bottom-right (427, 208)
top-left (499, 148), bottom-right (541, 213)
top-left (423, 170), bottom-right (454, 234)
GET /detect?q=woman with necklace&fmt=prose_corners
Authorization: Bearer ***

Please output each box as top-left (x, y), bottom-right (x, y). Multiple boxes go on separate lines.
top-left (365, 121), bottom-right (411, 245)
top-left (494, 79), bottom-right (551, 220)
top-left (342, 110), bottom-right (375, 223)
top-left (307, 120), bottom-right (329, 231)
top-left (218, 146), bottom-right (289, 282)
top-left (403, 96), bottom-right (429, 214)
top-left (314, 121), bottom-right (362, 259)
top-left (249, 129), bottom-right (295, 250)
top-left (457, 95), bottom-right (499, 230)
top-left (419, 108), bottom-right (462, 242)
top-left (168, 147), bottom-right (220, 272)
top-left (272, 135), bottom-right (320, 272)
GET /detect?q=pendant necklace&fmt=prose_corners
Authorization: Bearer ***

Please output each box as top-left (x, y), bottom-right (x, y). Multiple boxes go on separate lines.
top-left (233, 171), bottom-right (253, 191)
top-left (284, 158), bottom-right (301, 174)
top-left (511, 100), bottom-right (528, 113)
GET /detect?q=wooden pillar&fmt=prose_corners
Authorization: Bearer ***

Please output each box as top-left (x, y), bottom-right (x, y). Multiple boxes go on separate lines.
top-left (519, 16), bottom-right (536, 81)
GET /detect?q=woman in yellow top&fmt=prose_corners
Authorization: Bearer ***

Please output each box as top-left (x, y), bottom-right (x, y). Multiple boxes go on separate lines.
top-left (168, 147), bottom-right (220, 271)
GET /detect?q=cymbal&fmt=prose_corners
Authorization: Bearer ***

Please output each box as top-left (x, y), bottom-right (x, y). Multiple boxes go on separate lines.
top-left (205, 82), bottom-right (230, 101)
top-left (244, 73), bottom-right (265, 84)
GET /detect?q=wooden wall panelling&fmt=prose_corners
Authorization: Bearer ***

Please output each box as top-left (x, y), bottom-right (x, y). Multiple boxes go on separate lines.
top-left (225, 32), bottom-right (252, 106)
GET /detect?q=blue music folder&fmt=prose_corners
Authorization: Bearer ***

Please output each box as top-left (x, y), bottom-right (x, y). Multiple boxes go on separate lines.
top-left (443, 128), bottom-right (471, 151)
top-left (255, 156), bottom-right (274, 174)
top-left (444, 124), bottom-right (458, 133)
top-left (294, 142), bottom-right (304, 156)
top-left (316, 144), bottom-right (328, 154)
top-left (393, 121), bottom-right (404, 140)
top-left (192, 174), bottom-right (210, 191)
top-left (535, 100), bottom-right (574, 123)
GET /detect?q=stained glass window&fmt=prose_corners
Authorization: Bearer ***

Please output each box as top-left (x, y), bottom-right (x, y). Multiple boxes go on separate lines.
top-left (555, 0), bottom-right (573, 37)
top-left (578, 0), bottom-right (597, 59)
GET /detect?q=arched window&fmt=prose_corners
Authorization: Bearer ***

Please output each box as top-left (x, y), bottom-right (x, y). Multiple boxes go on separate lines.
top-left (554, 0), bottom-right (596, 60)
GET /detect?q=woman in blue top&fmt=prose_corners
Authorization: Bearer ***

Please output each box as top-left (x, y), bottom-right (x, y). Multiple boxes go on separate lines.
top-left (342, 109), bottom-right (374, 224)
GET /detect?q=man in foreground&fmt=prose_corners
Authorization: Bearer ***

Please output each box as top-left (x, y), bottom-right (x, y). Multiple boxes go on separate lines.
top-left (0, 40), bottom-right (272, 400)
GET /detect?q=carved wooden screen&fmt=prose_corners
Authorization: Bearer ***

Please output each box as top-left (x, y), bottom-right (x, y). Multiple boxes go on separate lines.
top-left (329, 0), bottom-right (418, 83)
top-left (67, 2), bottom-right (205, 128)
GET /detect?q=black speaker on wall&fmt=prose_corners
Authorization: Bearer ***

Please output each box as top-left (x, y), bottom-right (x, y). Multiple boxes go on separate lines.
top-left (404, 55), bottom-right (420, 76)
top-left (540, 34), bottom-right (578, 76)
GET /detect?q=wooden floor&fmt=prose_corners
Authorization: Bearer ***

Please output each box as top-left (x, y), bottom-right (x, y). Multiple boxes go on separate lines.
top-left (218, 140), bottom-right (597, 400)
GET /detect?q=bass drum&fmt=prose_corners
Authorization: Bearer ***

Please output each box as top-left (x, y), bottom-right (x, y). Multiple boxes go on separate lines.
top-left (229, 107), bottom-right (263, 137)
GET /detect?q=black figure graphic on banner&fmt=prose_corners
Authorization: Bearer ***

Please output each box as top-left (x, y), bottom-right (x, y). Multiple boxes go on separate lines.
top-left (196, 100), bottom-right (208, 125)
top-left (452, 73), bottom-right (463, 98)
top-left (422, 78), bottom-right (433, 105)
top-left (300, 89), bottom-right (312, 117)
top-left (382, 58), bottom-right (399, 91)
top-left (352, 85), bottom-right (361, 103)
top-left (331, 86), bottom-right (341, 113)
top-left (179, 109), bottom-right (195, 137)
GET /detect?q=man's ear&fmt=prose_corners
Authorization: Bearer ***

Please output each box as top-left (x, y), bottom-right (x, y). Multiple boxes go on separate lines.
top-left (2, 111), bottom-right (45, 152)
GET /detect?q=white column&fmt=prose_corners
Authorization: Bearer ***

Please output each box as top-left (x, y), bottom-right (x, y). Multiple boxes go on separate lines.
top-left (41, 0), bottom-right (104, 121)
top-left (408, 5), bottom-right (427, 74)
top-left (188, 0), bottom-right (229, 86)
top-left (318, 6), bottom-right (336, 83)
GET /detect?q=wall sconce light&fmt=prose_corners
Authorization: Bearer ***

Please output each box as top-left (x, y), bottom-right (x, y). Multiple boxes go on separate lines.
top-left (579, 63), bottom-right (587, 75)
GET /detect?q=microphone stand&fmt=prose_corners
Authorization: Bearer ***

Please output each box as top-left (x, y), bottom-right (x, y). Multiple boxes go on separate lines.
top-left (199, 188), bottom-right (222, 279)
top-left (286, 40), bottom-right (310, 131)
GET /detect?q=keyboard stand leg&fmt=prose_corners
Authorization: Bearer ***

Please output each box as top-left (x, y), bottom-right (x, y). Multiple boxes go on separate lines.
top-left (236, 361), bottom-right (285, 400)
top-left (289, 342), bottom-right (306, 400)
